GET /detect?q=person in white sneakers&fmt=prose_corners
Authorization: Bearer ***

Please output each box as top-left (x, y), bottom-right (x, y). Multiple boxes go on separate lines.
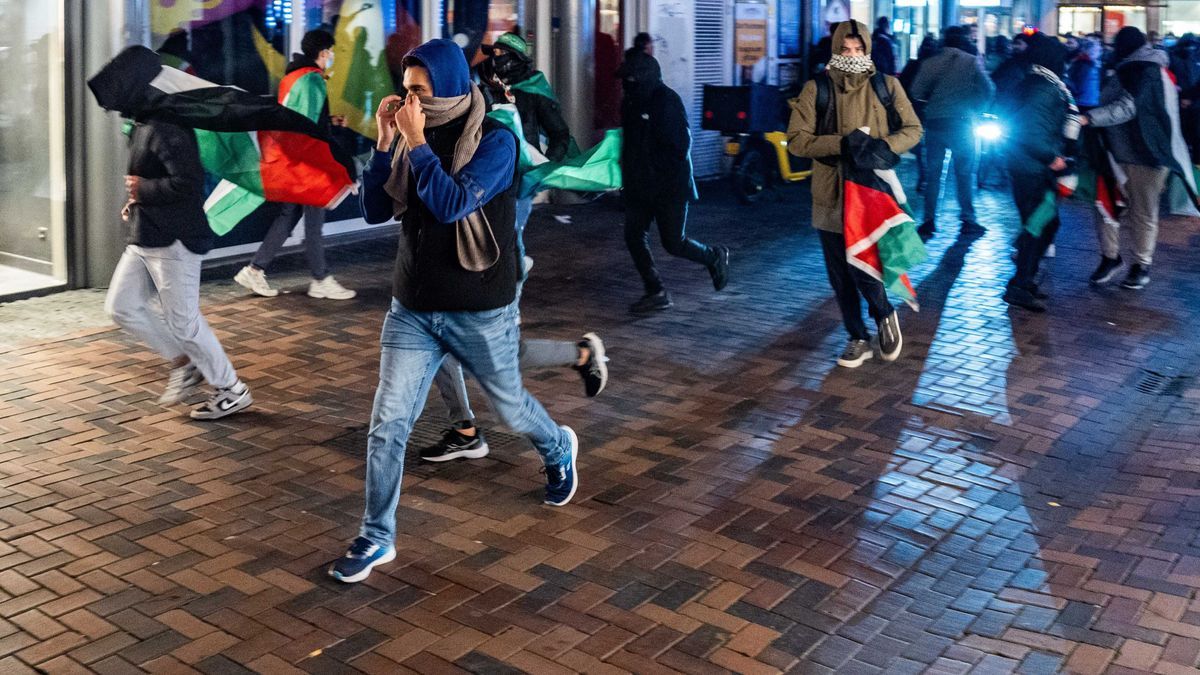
top-left (233, 30), bottom-right (355, 301)
top-left (89, 52), bottom-right (252, 420)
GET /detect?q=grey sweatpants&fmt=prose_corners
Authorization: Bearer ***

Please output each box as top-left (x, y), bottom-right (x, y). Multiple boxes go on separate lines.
top-left (1098, 164), bottom-right (1169, 266)
top-left (435, 339), bottom-right (580, 426)
top-left (105, 242), bottom-right (238, 389)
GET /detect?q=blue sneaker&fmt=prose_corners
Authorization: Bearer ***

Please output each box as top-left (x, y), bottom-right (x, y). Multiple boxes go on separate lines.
top-left (328, 537), bottom-right (395, 583)
top-left (543, 426), bottom-right (579, 506)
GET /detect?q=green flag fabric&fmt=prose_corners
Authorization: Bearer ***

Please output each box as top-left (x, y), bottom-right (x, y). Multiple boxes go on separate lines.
top-left (1023, 190), bottom-right (1058, 238)
top-left (485, 104), bottom-right (623, 198)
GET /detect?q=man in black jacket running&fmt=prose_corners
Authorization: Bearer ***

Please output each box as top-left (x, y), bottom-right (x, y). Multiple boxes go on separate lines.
top-left (619, 50), bottom-right (729, 313)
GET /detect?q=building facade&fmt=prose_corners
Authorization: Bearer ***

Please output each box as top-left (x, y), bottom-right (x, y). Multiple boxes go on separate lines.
top-left (0, 0), bottom-right (1189, 301)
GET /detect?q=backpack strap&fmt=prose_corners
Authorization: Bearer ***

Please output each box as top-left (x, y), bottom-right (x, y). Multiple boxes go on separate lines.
top-left (815, 72), bottom-right (836, 136)
top-left (871, 71), bottom-right (903, 135)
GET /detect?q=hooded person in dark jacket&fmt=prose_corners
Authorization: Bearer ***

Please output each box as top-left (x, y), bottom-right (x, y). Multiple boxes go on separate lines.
top-left (787, 20), bottom-right (924, 368)
top-left (871, 17), bottom-right (898, 76)
top-left (900, 34), bottom-right (941, 192)
top-left (911, 25), bottom-right (995, 238)
top-left (991, 32), bottom-right (1031, 104)
top-left (89, 46), bottom-right (253, 421)
top-left (619, 50), bottom-right (729, 314)
top-left (997, 33), bottom-right (1079, 311)
top-left (1081, 26), bottom-right (1198, 290)
top-left (333, 38), bottom-right (581, 584)
top-left (234, 29), bottom-right (357, 301)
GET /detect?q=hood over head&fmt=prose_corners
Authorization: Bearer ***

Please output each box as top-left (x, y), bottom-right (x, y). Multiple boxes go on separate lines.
top-left (832, 20), bottom-right (873, 56)
top-left (1025, 32), bottom-right (1068, 73)
top-left (88, 45), bottom-right (161, 118)
top-left (943, 25), bottom-right (974, 54)
top-left (618, 49), bottom-right (662, 87)
top-left (403, 38), bottom-right (471, 97)
top-left (1114, 26), bottom-right (1148, 62)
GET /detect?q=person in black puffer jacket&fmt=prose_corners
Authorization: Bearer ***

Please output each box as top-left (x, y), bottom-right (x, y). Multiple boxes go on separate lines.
top-left (619, 50), bottom-right (730, 314)
top-left (997, 33), bottom-right (1079, 311)
top-left (88, 47), bottom-right (253, 421)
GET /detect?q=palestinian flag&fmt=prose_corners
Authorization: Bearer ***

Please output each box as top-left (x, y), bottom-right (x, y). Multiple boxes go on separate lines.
top-left (842, 163), bottom-right (927, 311)
top-left (1073, 129), bottom-right (1126, 230)
top-left (89, 46), bottom-right (355, 235)
top-left (486, 103), bottom-right (622, 198)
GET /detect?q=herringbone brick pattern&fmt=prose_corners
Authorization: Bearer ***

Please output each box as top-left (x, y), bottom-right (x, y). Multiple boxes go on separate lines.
top-left (1, 172), bottom-right (1198, 674)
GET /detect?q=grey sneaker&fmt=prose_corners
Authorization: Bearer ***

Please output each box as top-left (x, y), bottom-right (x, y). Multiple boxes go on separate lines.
top-left (877, 312), bottom-right (902, 362)
top-left (190, 380), bottom-right (252, 420)
top-left (837, 339), bottom-right (873, 368)
top-left (159, 364), bottom-right (202, 405)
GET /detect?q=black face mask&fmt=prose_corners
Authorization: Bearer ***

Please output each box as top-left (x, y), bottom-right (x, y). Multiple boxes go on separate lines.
top-left (492, 52), bottom-right (525, 82)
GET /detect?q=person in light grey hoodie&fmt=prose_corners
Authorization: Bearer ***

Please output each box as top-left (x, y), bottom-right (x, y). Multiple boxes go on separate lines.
top-left (1081, 26), bottom-right (1198, 290)
top-left (910, 25), bottom-right (995, 239)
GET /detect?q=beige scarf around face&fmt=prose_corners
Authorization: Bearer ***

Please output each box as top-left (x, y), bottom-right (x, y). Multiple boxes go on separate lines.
top-left (384, 84), bottom-right (500, 272)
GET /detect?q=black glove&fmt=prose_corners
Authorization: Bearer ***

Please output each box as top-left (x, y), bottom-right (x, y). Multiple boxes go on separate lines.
top-left (841, 128), bottom-right (901, 170)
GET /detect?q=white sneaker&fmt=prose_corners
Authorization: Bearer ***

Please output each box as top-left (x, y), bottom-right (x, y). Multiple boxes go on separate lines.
top-left (523, 256), bottom-right (534, 275)
top-left (308, 275), bottom-right (356, 300)
top-left (190, 380), bottom-right (252, 420)
top-left (1044, 244), bottom-right (1057, 259)
top-left (158, 364), bottom-right (203, 405)
top-left (234, 266), bottom-right (278, 297)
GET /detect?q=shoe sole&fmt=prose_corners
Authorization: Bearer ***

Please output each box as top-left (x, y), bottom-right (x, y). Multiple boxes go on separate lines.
top-left (1090, 266), bottom-right (1124, 286)
top-left (632, 302), bottom-right (672, 314)
top-left (837, 352), bottom-right (873, 368)
top-left (328, 546), bottom-right (397, 584)
top-left (420, 443), bottom-right (490, 462)
top-left (545, 426), bottom-right (579, 507)
top-left (582, 332), bottom-right (608, 397)
top-left (1003, 293), bottom-right (1046, 312)
top-left (234, 271), bottom-right (278, 297)
top-left (308, 290), bottom-right (357, 300)
top-left (190, 390), bottom-right (253, 420)
top-left (1121, 281), bottom-right (1147, 290)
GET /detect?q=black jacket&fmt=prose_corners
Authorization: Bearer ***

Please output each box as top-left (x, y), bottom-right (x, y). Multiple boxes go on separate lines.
top-left (508, 71), bottom-right (571, 162)
top-left (997, 72), bottom-right (1070, 177)
top-left (389, 117), bottom-right (521, 312)
top-left (872, 31), bottom-right (898, 76)
top-left (126, 120), bottom-right (213, 254)
top-left (620, 54), bottom-right (693, 201)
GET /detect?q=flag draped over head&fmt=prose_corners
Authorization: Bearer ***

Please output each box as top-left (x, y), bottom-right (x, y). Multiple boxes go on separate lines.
top-left (88, 46), bottom-right (355, 236)
top-left (484, 103), bottom-right (622, 199)
top-left (841, 130), bottom-right (927, 310)
top-left (326, 0), bottom-right (395, 139)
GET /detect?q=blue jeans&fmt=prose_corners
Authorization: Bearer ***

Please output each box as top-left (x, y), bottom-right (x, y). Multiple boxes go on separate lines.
top-left (360, 299), bottom-right (571, 546)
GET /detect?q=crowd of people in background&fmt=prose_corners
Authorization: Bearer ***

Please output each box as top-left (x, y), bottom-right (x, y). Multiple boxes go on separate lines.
top-left (809, 19), bottom-right (1200, 314)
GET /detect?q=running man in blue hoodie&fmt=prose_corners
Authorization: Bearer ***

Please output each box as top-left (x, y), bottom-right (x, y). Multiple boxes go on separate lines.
top-left (328, 39), bottom-right (580, 584)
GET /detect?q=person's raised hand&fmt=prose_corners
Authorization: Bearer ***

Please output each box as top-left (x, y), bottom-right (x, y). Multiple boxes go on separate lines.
top-left (394, 93), bottom-right (427, 148)
top-left (375, 94), bottom-right (404, 150)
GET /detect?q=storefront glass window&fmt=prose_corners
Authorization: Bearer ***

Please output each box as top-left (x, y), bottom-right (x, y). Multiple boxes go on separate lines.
top-left (595, 0), bottom-right (623, 130)
top-left (1164, 1), bottom-right (1200, 36)
top-left (0, 0), bottom-right (66, 295)
top-left (1059, 7), bottom-right (1102, 35)
top-left (1103, 6), bottom-right (1147, 41)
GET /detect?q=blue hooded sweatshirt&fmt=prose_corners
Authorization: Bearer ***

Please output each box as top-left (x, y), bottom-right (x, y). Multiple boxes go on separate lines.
top-left (361, 38), bottom-right (516, 225)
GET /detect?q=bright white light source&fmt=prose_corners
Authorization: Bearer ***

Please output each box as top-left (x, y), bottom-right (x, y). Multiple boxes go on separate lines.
top-left (975, 121), bottom-right (1003, 141)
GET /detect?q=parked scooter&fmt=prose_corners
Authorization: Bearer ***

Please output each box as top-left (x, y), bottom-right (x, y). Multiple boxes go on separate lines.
top-left (702, 83), bottom-right (811, 204)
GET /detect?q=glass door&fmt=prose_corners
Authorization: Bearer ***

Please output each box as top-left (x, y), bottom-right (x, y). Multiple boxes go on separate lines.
top-left (0, 0), bottom-right (66, 296)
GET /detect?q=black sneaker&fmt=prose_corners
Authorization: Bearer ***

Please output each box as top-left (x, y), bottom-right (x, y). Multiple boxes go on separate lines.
top-left (917, 221), bottom-right (936, 241)
top-left (837, 339), bottom-right (873, 368)
top-left (573, 333), bottom-right (609, 397)
top-left (1090, 255), bottom-right (1123, 285)
top-left (709, 246), bottom-right (730, 291)
top-left (419, 427), bottom-right (489, 462)
top-left (877, 312), bottom-right (902, 362)
top-left (631, 290), bottom-right (673, 314)
top-left (1003, 284), bottom-right (1046, 312)
top-left (960, 220), bottom-right (986, 237)
top-left (1121, 264), bottom-right (1150, 290)
top-left (1028, 283), bottom-right (1049, 300)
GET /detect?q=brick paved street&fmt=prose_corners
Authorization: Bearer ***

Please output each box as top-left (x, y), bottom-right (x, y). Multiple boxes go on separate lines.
top-left (1, 168), bottom-right (1199, 674)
